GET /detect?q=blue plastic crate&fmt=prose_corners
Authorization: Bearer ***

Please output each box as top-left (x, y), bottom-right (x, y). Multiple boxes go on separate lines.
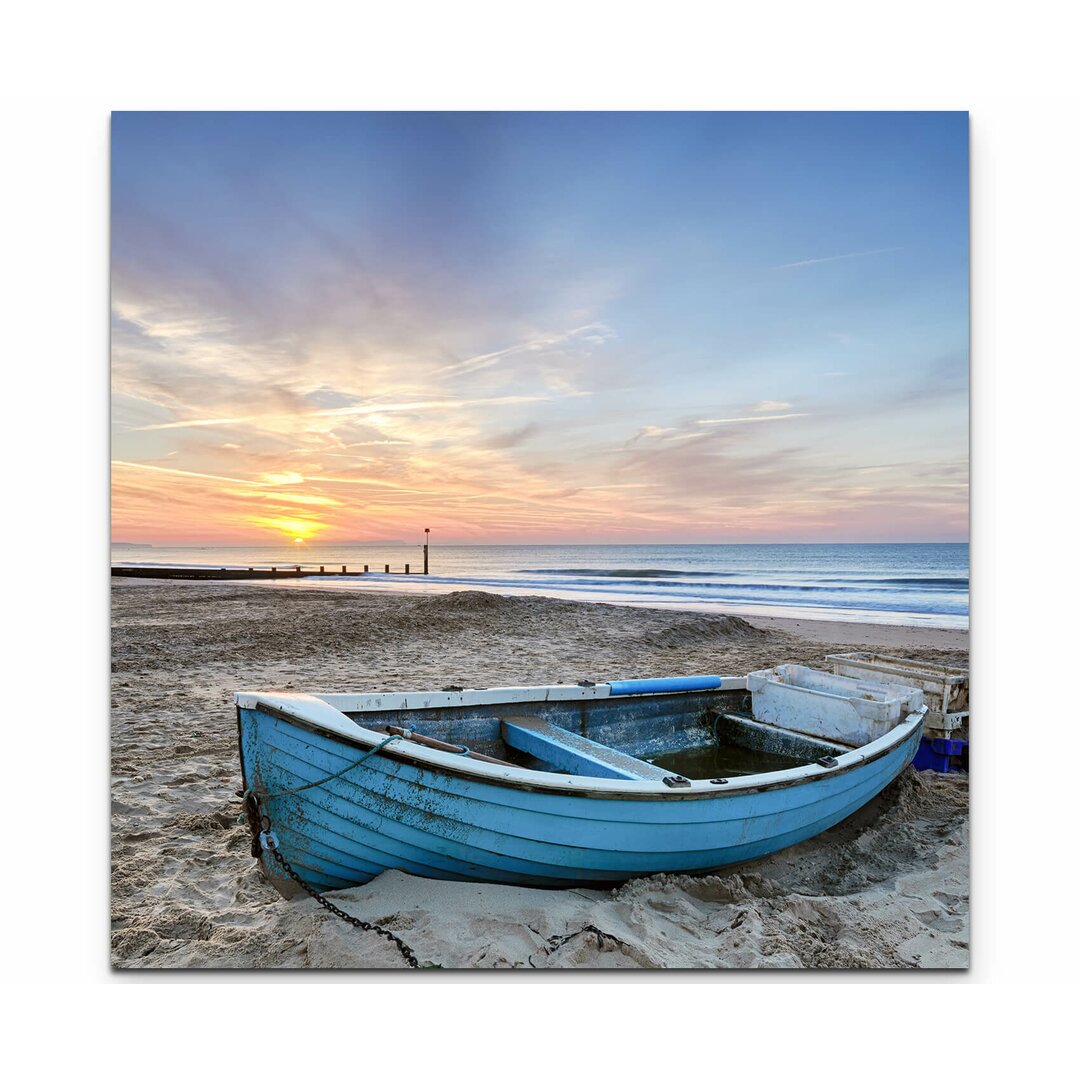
top-left (913, 736), bottom-right (968, 773)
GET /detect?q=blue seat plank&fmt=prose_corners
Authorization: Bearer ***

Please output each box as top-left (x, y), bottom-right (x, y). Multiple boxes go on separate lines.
top-left (500, 715), bottom-right (675, 781)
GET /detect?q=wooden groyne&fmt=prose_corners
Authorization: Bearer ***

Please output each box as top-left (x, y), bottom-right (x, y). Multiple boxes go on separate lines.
top-left (112, 529), bottom-right (433, 582)
top-left (111, 565), bottom-right (421, 581)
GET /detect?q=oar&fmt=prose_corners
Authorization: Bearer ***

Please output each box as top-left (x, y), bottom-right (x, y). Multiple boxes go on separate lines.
top-left (384, 725), bottom-right (521, 767)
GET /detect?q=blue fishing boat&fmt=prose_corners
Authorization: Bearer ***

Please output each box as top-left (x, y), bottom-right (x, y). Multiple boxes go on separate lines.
top-left (237, 672), bottom-right (925, 895)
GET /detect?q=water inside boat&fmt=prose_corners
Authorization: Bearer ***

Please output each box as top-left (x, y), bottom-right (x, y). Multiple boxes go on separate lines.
top-left (646, 741), bottom-right (809, 779)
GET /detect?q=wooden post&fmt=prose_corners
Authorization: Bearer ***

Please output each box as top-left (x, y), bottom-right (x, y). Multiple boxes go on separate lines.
top-left (271, 567), bottom-right (277, 575)
top-left (405, 563), bottom-right (410, 574)
top-left (385, 564), bottom-right (390, 573)
top-left (296, 565), bottom-right (301, 573)
top-left (319, 565), bottom-right (324, 574)
top-left (364, 564), bottom-right (369, 573)
top-left (342, 565), bottom-right (347, 574)
top-left (424, 528), bottom-right (430, 575)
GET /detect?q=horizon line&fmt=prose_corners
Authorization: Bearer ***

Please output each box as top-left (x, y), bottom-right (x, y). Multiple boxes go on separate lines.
top-left (111, 539), bottom-right (970, 547)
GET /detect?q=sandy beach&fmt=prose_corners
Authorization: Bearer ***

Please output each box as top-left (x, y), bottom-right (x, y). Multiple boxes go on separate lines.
top-left (111, 578), bottom-right (969, 969)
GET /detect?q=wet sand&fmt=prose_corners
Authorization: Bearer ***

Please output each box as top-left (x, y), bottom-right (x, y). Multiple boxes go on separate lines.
top-left (110, 579), bottom-right (969, 969)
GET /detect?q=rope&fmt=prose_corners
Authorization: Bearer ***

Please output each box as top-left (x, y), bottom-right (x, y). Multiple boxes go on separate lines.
top-left (247, 733), bottom-right (401, 801)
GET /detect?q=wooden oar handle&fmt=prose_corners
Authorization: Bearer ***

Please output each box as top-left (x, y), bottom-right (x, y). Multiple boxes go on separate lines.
top-left (384, 725), bottom-right (519, 767)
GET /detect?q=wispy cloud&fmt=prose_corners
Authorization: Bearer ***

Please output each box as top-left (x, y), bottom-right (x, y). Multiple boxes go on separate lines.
top-left (696, 412), bottom-right (809, 426)
top-left (133, 394), bottom-right (561, 432)
top-left (772, 247), bottom-right (904, 270)
top-left (480, 422), bottom-right (542, 450)
top-left (435, 323), bottom-right (614, 379)
top-left (626, 425), bottom-right (674, 444)
top-left (112, 460), bottom-right (262, 486)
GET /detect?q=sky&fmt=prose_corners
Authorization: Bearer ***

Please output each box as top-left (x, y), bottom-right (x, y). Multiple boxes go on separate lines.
top-left (111, 112), bottom-right (969, 545)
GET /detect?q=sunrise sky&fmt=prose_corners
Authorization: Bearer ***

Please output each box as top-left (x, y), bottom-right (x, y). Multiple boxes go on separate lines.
top-left (111, 112), bottom-right (968, 545)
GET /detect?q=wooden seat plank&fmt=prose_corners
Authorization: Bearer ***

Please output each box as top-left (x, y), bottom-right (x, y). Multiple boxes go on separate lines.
top-left (500, 715), bottom-right (674, 781)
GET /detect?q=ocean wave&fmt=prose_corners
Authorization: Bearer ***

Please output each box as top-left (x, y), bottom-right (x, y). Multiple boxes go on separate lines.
top-left (521, 568), bottom-right (724, 578)
top-left (427, 573), bottom-right (969, 615)
top-left (517, 571), bottom-right (965, 592)
top-left (855, 577), bottom-right (968, 587)
top-left (519, 567), bottom-right (966, 587)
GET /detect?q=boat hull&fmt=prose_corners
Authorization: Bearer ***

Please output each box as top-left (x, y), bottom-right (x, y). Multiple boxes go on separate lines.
top-left (238, 704), bottom-right (921, 893)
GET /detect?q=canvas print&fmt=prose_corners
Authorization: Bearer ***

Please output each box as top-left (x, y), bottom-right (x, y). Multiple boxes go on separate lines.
top-left (111, 111), bottom-right (969, 969)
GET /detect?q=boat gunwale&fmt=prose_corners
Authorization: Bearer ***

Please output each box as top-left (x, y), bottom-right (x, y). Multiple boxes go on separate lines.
top-left (237, 690), bottom-right (925, 802)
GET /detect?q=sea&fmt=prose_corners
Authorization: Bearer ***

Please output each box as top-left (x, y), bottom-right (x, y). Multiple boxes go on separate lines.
top-left (112, 542), bottom-right (969, 629)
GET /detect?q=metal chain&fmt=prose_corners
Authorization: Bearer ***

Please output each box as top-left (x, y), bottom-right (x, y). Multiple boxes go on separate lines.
top-left (242, 735), bottom-right (419, 967)
top-left (267, 845), bottom-right (420, 968)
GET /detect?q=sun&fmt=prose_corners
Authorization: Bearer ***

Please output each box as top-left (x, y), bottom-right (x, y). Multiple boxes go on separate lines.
top-left (247, 515), bottom-right (326, 543)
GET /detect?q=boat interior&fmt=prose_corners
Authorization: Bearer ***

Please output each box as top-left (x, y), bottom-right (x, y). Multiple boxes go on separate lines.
top-left (342, 688), bottom-right (853, 781)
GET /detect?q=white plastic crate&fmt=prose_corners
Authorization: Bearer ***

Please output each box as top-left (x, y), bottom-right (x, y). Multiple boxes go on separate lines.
top-left (747, 664), bottom-right (924, 748)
